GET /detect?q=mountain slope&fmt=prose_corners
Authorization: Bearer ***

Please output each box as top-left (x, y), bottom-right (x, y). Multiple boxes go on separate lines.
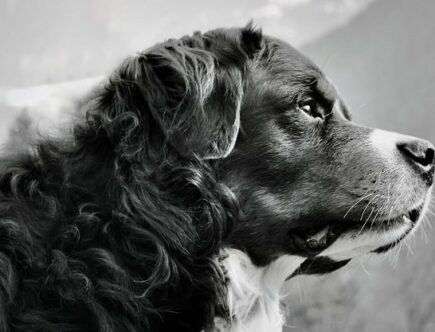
top-left (303, 0), bottom-right (435, 141)
top-left (285, 1), bottom-right (435, 331)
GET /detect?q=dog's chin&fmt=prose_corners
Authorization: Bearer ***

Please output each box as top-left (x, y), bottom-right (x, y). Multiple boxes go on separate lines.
top-left (289, 201), bottom-right (428, 262)
top-left (289, 202), bottom-right (428, 278)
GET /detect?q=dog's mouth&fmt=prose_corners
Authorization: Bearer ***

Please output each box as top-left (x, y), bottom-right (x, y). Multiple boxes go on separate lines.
top-left (289, 205), bottom-right (423, 257)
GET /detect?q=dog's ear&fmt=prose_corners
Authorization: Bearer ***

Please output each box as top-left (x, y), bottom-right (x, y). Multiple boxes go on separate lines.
top-left (131, 27), bottom-right (262, 160)
top-left (241, 22), bottom-right (263, 59)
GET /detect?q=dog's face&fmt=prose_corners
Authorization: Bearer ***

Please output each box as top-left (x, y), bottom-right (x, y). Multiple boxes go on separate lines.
top-left (138, 25), bottom-right (434, 274)
top-left (220, 35), bottom-right (434, 269)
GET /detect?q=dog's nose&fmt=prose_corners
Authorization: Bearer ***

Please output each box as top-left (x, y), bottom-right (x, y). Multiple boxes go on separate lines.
top-left (397, 139), bottom-right (435, 184)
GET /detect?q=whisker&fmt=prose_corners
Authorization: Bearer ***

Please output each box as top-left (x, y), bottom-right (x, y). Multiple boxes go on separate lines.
top-left (360, 194), bottom-right (380, 222)
top-left (357, 196), bottom-right (382, 236)
top-left (343, 192), bottom-right (374, 219)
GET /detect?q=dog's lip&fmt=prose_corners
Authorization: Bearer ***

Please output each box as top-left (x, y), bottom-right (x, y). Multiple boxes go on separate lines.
top-left (289, 205), bottom-right (423, 257)
top-left (289, 224), bottom-right (343, 256)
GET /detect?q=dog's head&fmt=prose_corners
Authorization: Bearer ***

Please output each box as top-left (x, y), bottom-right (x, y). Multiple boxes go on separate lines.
top-left (118, 24), bottom-right (434, 275)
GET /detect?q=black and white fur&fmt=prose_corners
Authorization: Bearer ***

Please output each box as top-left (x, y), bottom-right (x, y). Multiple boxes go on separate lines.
top-left (0, 24), bottom-right (433, 332)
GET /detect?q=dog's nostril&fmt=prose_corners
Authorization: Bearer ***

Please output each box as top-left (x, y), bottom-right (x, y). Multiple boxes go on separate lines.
top-left (425, 148), bottom-right (435, 166)
top-left (397, 140), bottom-right (435, 168)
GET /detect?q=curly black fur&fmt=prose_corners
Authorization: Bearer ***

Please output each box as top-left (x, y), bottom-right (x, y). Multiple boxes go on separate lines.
top-left (0, 25), bottom-right (263, 332)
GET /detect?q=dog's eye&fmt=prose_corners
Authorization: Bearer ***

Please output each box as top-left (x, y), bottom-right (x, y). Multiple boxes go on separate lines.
top-left (298, 100), bottom-right (323, 120)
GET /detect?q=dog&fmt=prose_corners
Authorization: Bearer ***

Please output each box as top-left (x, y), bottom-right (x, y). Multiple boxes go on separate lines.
top-left (0, 24), bottom-right (433, 332)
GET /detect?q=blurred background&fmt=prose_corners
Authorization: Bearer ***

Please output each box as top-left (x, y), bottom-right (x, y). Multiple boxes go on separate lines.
top-left (1, 0), bottom-right (434, 331)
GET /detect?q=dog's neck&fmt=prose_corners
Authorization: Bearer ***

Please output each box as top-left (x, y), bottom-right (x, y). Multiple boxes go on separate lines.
top-left (212, 249), bottom-right (304, 332)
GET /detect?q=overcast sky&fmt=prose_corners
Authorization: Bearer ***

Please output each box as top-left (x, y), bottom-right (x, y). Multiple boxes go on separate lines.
top-left (0, 0), bottom-right (375, 87)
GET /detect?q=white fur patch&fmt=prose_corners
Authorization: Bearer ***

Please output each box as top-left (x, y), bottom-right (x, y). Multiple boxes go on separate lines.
top-left (321, 221), bottom-right (411, 261)
top-left (213, 249), bottom-right (304, 332)
top-left (321, 193), bottom-right (431, 261)
top-left (369, 129), bottom-right (417, 162)
top-left (370, 129), bottom-right (435, 176)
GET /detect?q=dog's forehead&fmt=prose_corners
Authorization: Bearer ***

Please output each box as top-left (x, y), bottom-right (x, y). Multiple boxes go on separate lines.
top-left (265, 37), bottom-right (321, 75)
top-left (260, 38), bottom-right (330, 94)
top-left (316, 76), bottom-right (337, 102)
top-left (260, 38), bottom-right (351, 119)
